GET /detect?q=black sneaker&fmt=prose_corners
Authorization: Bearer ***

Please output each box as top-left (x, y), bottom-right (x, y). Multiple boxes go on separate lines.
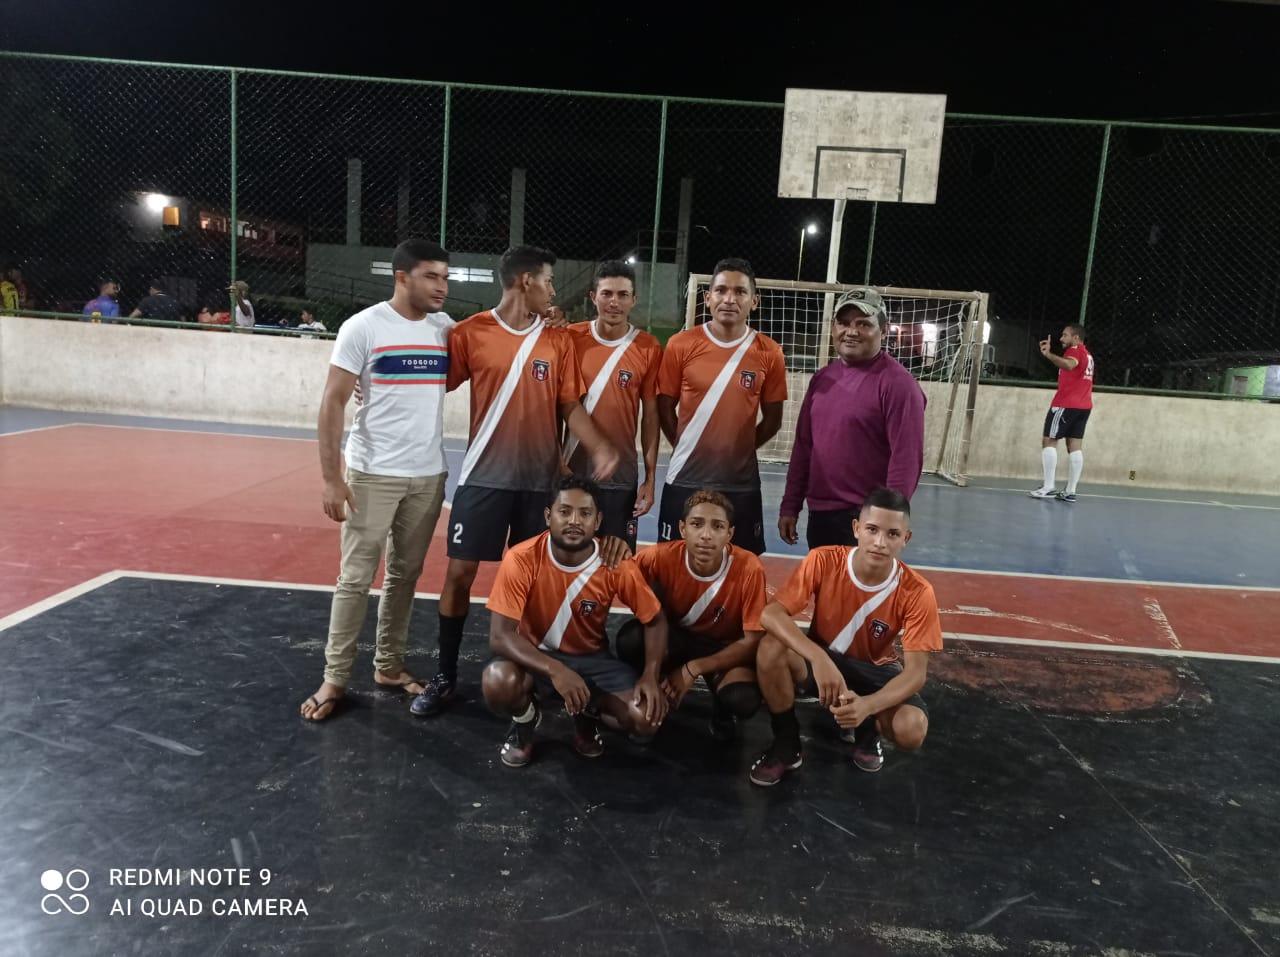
top-left (501, 707), bottom-right (540, 768)
top-left (409, 673), bottom-right (455, 717)
top-left (748, 744), bottom-right (803, 787)
top-left (572, 713), bottom-right (605, 758)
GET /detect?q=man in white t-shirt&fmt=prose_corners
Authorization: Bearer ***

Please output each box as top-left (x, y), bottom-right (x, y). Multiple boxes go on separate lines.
top-left (300, 239), bottom-right (454, 721)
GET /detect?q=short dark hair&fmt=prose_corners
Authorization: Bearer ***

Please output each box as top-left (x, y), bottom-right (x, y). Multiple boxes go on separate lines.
top-left (550, 474), bottom-right (601, 513)
top-left (711, 257), bottom-right (756, 293)
top-left (1064, 323), bottom-right (1086, 342)
top-left (149, 279), bottom-right (166, 293)
top-left (499, 245), bottom-right (557, 289)
top-left (682, 489), bottom-right (734, 525)
top-left (592, 260), bottom-right (636, 293)
top-left (860, 486), bottom-right (911, 519)
top-left (392, 238), bottom-right (450, 275)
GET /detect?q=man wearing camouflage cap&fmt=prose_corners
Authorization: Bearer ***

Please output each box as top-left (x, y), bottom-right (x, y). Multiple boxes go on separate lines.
top-left (779, 287), bottom-right (926, 549)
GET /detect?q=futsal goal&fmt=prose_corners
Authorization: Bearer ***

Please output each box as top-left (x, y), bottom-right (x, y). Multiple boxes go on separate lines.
top-left (683, 275), bottom-right (989, 486)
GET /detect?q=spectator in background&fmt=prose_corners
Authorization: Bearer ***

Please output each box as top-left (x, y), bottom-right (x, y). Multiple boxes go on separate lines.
top-left (5, 266), bottom-right (32, 310)
top-left (297, 309), bottom-right (327, 338)
top-left (229, 280), bottom-right (255, 332)
top-left (82, 279), bottom-right (121, 321)
top-left (196, 305), bottom-right (226, 327)
top-left (1, 270), bottom-right (19, 312)
top-left (130, 281), bottom-right (183, 323)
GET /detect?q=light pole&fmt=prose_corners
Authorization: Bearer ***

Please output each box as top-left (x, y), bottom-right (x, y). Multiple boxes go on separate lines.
top-left (796, 222), bottom-right (819, 281)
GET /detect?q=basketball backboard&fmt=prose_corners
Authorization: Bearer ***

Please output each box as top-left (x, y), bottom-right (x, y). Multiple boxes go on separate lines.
top-left (778, 89), bottom-right (947, 204)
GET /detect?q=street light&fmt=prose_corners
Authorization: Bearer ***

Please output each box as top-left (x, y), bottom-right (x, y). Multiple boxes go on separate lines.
top-left (796, 222), bottom-right (819, 281)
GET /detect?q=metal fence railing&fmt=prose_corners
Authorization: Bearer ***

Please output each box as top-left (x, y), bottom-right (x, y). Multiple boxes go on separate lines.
top-left (2, 51), bottom-right (1277, 396)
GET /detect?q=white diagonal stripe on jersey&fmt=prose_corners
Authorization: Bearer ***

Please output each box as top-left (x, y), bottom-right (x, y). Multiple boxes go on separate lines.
top-left (458, 319), bottom-right (544, 487)
top-left (539, 545), bottom-right (603, 651)
top-left (830, 552), bottom-right (901, 655)
top-left (665, 331), bottom-right (757, 486)
top-left (563, 323), bottom-right (640, 462)
top-left (679, 552), bottom-right (734, 628)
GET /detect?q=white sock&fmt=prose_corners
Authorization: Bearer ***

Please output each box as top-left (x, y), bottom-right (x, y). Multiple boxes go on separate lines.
top-left (1041, 447), bottom-right (1058, 490)
top-left (1066, 450), bottom-right (1084, 495)
top-left (514, 702), bottom-right (537, 723)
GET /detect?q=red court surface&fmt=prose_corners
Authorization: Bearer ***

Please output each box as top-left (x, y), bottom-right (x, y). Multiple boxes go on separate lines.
top-left (3, 423), bottom-right (1278, 661)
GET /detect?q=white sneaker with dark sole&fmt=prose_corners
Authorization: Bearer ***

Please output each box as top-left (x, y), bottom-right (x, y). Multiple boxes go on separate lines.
top-left (1027, 487), bottom-right (1057, 499)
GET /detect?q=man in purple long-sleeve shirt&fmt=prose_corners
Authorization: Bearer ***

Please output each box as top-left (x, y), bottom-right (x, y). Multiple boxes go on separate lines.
top-left (779, 287), bottom-right (925, 549)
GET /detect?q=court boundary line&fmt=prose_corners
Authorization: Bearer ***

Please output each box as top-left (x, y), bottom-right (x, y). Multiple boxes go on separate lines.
top-left (0, 422), bottom-right (80, 438)
top-left (4, 570), bottom-right (1277, 666)
top-left (0, 570), bottom-right (126, 631)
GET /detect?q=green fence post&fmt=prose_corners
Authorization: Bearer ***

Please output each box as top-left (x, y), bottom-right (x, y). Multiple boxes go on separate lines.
top-left (646, 99), bottom-right (669, 329)
top-left (1079, 124), bottom-right (1111, 326)
top-left (440, 85), bottom-right (451, 248)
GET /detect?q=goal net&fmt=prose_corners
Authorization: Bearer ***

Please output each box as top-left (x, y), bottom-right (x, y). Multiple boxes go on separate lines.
top-left (683, 276), bottom-right (989, 486)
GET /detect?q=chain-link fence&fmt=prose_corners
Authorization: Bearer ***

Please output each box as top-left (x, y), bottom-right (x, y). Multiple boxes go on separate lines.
top-left (2, 51), bottom-right (1278, 394)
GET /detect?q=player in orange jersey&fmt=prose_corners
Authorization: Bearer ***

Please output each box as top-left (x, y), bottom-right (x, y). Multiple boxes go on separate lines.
top-left (481, 476), bottom-right (669, 766)
top-left (564, 260), bottom-right (662, 551)
top-left (749, 487), bottom-right (941, 786)
top-left (656, 258), bottom-right (787, 555)
top-left (618, 490), bottom-right (767, 741)
top-left (412, 246), bottom-right (622, 719)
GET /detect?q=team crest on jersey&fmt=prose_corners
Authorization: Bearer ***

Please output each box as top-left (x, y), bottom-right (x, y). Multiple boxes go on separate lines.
top-left (739, 370), bottom-right (757, 390)
top-left (870, 619), bottom-right (891, 641)
top-left (578, 599), bottom-right (599, 616)
top-left (531, 359), bottom-right (550, 381)
top-left (626, 519), bottom-right (638, 538)
top-left (617, 369), bottom-right (634, 389)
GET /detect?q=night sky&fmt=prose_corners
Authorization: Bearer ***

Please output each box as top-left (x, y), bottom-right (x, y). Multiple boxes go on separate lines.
top-left (6, 0), bottom-right (1278, 123)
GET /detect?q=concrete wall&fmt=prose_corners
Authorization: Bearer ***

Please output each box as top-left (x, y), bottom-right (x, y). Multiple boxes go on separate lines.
top-left (3, 316), bottom-right (1276, 494)
top-left (0, 316), bottom-right (473, 438)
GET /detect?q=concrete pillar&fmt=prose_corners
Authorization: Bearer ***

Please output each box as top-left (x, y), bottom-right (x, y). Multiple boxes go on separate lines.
top-left (396, 162), bottom-right (410, 239)
top-left (509, 168), bottom-right (526, 247)
top-left (346, 158), bottom-right (362, 246)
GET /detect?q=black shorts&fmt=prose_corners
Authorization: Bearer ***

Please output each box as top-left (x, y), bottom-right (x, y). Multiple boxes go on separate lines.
top-left (667, 626), bottom-right (752, 689)
top-left (657, 484), bottom-right (766, 555)
top-left (801, 647), bottom-right (928, 716)
top-left (616, 619), bottom-right (749, 690)
top-left (1043, 407), bottom-right (1091, 441)
top-left (596, 486), bottom-right (639, 552)
top-left (527, 648), bottom-right (638, 699)
top-left (806, 508), bottom-right (858, 549)
top-left (447, 485), bottom-right (548, 561)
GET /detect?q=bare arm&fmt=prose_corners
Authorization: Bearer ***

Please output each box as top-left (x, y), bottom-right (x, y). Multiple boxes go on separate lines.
top-left (491, 611), bottom-right (593, 714)
top-left (860, 650), bottom-right (928, 713)
top-left (489, 612), bottom-right (559, 679)
top-left (634, 396), bottom-right (660, 516)
top-left (1040, 338), bottom-right (1078, 370)
top-left (755, 400), bottom-right (784, 448)
top-left (561, 400), bottom-right (620, 481)
top-left (318, 365), bottom-right (358, 521)
top-left (761, 600), bottom-right (848, 707)
top-left (686, 630), bottom-right (762, 678)
top-left (640, 395), bottom-right (660, 488)
top-left (760, 602), bottom-right (826, 667)
top-left (656, 394), bottom-right (679, 447)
